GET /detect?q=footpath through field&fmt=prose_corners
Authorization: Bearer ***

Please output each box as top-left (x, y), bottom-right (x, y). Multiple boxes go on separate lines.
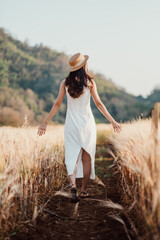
top-left (13, 157), bottom-right (136, 240)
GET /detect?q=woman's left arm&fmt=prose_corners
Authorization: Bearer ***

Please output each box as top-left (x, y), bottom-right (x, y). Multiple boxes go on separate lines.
top-left (37, 79), bottom-right (66, 136)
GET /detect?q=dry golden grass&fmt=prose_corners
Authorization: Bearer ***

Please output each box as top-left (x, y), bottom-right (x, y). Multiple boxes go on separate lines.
top-left (1, 118), bottom-right (159, 238)
top-left (107, 117), bottom-right (160, 236)
top-left (0, 124), bottom-right (66, 235)
top-left (0, 122), bottom-right (113, 236)
top-left (96, 123), bottom-right (113, 145)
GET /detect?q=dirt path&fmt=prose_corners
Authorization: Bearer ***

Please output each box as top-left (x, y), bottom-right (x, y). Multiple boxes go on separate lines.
top-left (12, 158), bottom-right (136, 240)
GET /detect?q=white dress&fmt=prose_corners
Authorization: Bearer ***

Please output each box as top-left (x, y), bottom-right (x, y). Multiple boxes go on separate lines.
top-left (64, 79), bottom-right (97, 180)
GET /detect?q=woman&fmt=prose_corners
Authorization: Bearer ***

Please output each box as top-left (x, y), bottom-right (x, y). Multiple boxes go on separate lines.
top-left (37, 53), bottom-right (122, 202)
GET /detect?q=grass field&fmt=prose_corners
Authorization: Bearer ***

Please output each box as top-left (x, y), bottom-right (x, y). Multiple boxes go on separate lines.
top-left (108, 118), bottom-right (160, 238)
top-left (0, 119), bottom-right (160, 239)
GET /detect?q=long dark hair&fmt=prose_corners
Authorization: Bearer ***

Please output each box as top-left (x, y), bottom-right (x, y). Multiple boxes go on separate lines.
top-left (65, 64), bottom-right (95, 98)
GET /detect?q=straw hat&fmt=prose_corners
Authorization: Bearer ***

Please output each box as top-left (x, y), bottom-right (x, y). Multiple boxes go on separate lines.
top-left (68, 53), bottom-right (89, 72)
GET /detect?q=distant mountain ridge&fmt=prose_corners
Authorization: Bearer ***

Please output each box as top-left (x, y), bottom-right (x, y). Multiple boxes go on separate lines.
top-left (0, 27), bottom-right (159, 126)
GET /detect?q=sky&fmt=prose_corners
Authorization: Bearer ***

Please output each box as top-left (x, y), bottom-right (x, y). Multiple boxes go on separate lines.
top-left (0, 0), bottom-right (160, 97)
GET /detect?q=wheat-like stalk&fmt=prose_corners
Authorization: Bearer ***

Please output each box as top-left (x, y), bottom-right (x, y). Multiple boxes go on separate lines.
top-left (0, 124), bottom-right (65, 236)
top-left (107, 118), bottom-right (160, 235)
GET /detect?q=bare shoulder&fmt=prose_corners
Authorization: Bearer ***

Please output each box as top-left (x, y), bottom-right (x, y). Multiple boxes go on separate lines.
top-left (62, 79), bottom-right (66, 85)
top-left (61, 79), bottom-right (66, 88)
top-left (89, 78), bottom-right (96, 90)
top-left (89, 79), bottom-right (101, 106)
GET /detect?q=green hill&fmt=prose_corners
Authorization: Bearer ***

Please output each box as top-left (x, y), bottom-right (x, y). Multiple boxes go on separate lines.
top-left (0, 27), bottom-right (159, 126)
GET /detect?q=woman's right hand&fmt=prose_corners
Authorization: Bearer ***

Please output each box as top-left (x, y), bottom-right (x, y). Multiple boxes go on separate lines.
top-left (111, 120), bottom-right (122, 133)
top-left (37, 122), bottom-right (47, 136)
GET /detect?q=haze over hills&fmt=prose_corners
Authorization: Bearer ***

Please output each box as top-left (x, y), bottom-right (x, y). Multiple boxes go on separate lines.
top-left (0, 27), bottom-right (160, 126)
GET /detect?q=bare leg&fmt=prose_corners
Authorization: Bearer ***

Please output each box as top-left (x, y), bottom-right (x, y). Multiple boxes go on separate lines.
top-left (81, 148), bottom-right (91, 192)
top-left (68, 156), bottom-right (79, 188)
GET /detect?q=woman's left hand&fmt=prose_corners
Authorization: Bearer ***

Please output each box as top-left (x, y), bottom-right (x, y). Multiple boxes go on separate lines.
top-left (111, 120), bottom-right (122, 133)
top-left (37, 123), bottom-right (47, 136)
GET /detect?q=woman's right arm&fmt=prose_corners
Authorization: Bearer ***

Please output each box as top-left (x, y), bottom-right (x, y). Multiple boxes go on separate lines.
top-left (90, 79), bottom-right (122, 133)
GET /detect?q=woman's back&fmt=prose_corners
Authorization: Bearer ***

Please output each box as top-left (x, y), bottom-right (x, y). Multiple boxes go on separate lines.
top-left (65, 80), bottom-right (92, 114)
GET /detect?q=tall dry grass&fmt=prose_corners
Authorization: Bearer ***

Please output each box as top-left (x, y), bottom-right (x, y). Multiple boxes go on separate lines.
top-left (108, 117), bottom-right (160, 238)
top-left (2, 118), bottom-right (159, 239)
top-left (0, 123), bottom-right (66, 237)
top-left (0, 122), bottom-right (113, 237)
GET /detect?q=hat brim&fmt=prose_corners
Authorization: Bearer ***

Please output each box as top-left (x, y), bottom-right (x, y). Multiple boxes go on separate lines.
top-left (69, 55), bottom-right (89, 72)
